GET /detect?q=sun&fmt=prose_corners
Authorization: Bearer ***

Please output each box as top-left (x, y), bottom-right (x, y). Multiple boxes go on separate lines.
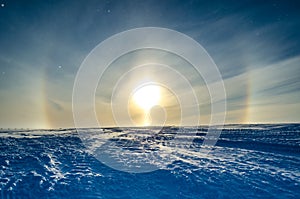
top-left (132, 84), bottom-right (161, 111)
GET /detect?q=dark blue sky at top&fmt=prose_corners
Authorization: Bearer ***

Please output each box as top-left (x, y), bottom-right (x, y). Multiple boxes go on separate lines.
top-left (1, 0), bottom-right (300, 77)
top-left (0, 0), bottom-right (300, 127)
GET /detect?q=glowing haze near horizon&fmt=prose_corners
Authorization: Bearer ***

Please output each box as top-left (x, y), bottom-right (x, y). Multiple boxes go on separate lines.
top-left (0, 0), bottom-right (300, 128)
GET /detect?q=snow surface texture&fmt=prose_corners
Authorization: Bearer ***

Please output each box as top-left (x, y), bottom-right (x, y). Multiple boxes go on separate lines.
top-left (0, 124), bottom-right (299, 198)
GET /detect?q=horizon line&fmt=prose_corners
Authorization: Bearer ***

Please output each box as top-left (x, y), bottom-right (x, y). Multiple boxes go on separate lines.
top-left (0, 122), bottom-right (299, 131)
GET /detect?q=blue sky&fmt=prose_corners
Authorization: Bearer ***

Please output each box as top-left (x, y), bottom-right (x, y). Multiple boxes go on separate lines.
top-left (0, 0), bottom-right (299, 128)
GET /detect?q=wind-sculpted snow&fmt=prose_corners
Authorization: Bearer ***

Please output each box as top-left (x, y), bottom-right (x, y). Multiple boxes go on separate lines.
top-left (0, 124), bottom-right (299, 198)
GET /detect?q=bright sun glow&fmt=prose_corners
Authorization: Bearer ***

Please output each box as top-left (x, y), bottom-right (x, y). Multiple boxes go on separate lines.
top-left (132, 84), bottom-right (161, 111)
